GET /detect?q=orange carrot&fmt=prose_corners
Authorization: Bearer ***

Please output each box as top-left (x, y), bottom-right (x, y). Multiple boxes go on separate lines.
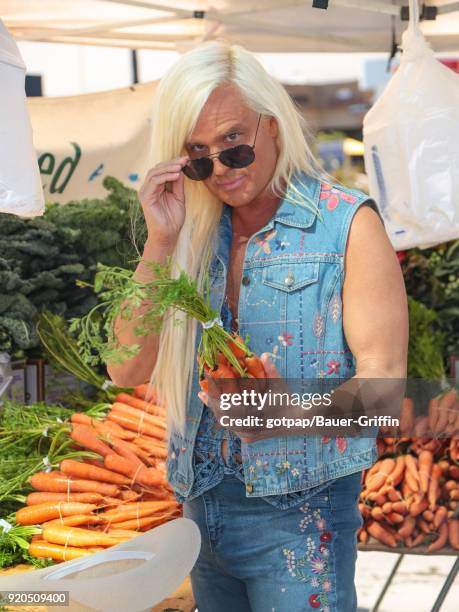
top-left (43, 515), bottom-right (103, 527)
top-left (101, 500), bottom-right (178, 513)
top-left (397, 515), bottom-right (416, 538)
top-left (70, 413), bottom-right (92, 425)
top-left (367, 522), bottom-right (397, 547)
top-left (382, 501), bottom-right (393, 514)
top-left (26, 492), bottom-right (104, 506)
top-left (399, 398), bottom-right (415, 435)
top-left (91, 418), bottom-right (138, 441)
top-left (428, 463), bottom-right (443, 510)
top-left (28, 541), bottom-right (93, 561)
top-left (245, 356), bottom-right (266, 378)
top-left (433, 506), bottom-right (448, 529)
top-left (198, 378), bottom-right (209, 393)
top-left (448, 519), bottom-right (459, 550)
top-left (411, 532), bottom-right (426, 547)
top-left (107, 411), bottom-right (165, 441)
top-left (104, 453), bottom-right (165, 489)
top-left (226, 334), bottom-right (248, 359)
top-left (391, 501), bottom-right (408, 514)
top-left (112, 511), bottom-right (179, 531)
top-left (30, 472), bottom-right (119, 497)
top-left (387, 512), bottom-right (404, 524)
top-left (60, 459), bottom-right (131, 486)
top-left (365, 458), bottom-right (396, 493)
top-left (405, 470), bottom-right (420, 494)
top-left (102, 529), bottom-right (140, 539)
top-left (370, 507), bottom-right (384, 521)
top-left (42, 524), bottom-right (121, 548)
top-left (387, 455), bottom-right (405, 488)
top-left (111, 403), bottom-right (166, 430)
top-left (133, 438), bottom-right (168, 460)
top-left (132, 384), bottom-right (159, 403)
top-left (117, 392), bottom-right (166, 417)
top-left (99, 504), bottom-right (178, 525)
top-left (16, 502), bottom-right (97, 525)
top-left (418, 451), bottom-right (433, 495)
top-left (358, 528), bottom-right (369, 544)
top-left (405, 454), bottom-right (420, 482)
top-left (70, 424), bottom-right (113, 457)
top-left (108, 437), bottom-right (147, 467)
top-left (427, 522), bottom-right (448, 552)
top-left (409, 496), bottom-right (428, 517)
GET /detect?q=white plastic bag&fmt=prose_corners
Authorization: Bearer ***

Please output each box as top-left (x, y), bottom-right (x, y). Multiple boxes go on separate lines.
top-left (363, 0), bottom-right (459, 250)
top-left (0, 518), bottom-right (201, 612)
top-left (0, 19), bottom-right (44, 217)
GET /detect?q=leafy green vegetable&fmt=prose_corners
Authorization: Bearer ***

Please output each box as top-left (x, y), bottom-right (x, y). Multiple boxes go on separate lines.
top-left (0, 400), bottom-right (107, 504)
top-left (402, 239), bottom-right (459, 360)
top-left (0, 522), bottom-right (42, 569)
top-left (407, 296), bottom-right (446, 380)
top-left (0, 177), bottom-right (145, 359)
top-left (70, 259), bottom-right (248, 376)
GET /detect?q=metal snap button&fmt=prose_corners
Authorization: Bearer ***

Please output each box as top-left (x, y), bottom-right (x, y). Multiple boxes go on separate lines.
top-left (242, 275), bottom-right (250, 286)
top-left (284, 272), bottom-right (295, 287)
top-left (245, 482), bottom-right (253, 494)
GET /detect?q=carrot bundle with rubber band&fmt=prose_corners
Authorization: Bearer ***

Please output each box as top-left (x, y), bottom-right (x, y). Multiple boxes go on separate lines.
top-left (30, 472), bottom-right (120, 497)
top-left (16, 502), bottom-right (97, 525)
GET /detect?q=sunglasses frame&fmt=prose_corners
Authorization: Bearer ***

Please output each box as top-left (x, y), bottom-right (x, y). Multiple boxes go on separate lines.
top-left (182, 113), bottom-right (262, 181)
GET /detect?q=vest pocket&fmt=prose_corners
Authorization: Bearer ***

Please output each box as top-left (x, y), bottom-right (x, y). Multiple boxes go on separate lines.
top-left (262, 262), bottom-right (319, 292)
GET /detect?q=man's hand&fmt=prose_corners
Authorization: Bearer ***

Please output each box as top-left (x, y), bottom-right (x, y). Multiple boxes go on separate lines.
top-left (197, 353), bottom-right (284, 441)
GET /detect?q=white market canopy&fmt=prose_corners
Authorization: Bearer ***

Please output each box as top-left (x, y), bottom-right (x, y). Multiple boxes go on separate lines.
top-left (2, 0), bottom-right (459, 53)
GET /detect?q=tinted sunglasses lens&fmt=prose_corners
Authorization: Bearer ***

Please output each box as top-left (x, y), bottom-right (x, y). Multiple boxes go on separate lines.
top-left (182, 157), bottom-right (213, 181)
top-left (219, 144), bottom-right (255, 169)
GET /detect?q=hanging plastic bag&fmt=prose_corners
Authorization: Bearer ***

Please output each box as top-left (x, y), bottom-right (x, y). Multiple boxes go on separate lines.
top-left (363, 0), bottom-right (459, 250)
top-left (0, 19), bottom-right (44, 217)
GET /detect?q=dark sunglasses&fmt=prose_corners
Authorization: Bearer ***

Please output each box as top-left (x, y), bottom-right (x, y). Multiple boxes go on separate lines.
top-left (182, 114), bottom-right (262, 181)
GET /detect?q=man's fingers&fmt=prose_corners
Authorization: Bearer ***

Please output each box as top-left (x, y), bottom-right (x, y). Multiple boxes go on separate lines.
top-left (260, 353), bottom-right (280, 378)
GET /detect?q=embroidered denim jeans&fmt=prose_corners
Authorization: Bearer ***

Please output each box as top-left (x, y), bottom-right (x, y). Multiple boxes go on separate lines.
top-left (184, 470), bottom-right (364, 612)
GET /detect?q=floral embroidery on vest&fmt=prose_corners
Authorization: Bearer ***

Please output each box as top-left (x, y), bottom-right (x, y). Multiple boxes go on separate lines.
top-left (325, 359), bottom-right (341, 375)
top-left (320, 183), bottom-right (358, 211)
top-left (254, 229), bottom-right (277, 256)
top-left (282, 502), bottom-right (333, 611)
top-left (335, 436), bottom-right (347, 454)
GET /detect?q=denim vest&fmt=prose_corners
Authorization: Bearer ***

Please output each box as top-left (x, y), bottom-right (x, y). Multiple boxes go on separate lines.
top-left (166, 173), bottom-right (380, 500)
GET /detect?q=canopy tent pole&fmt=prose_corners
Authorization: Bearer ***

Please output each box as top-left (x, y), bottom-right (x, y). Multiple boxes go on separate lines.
top-left (9, 15), bottom-right (196, 42)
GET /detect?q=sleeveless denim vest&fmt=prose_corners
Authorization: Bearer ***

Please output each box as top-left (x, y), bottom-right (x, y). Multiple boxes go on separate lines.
top-left (166, 173), bottom-right (380, 499)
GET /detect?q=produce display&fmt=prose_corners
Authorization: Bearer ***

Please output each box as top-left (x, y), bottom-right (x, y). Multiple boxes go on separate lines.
top-left (358, 392), bottom-right (459, 552)
top-left (0, 177), bottom-right (144, 359)
top-left (0, 385), bottom-right (180, 566)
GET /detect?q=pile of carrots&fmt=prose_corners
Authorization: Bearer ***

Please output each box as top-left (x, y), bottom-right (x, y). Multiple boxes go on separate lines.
top-left (198, 334), bottom-right (266, 392)
top-left (358, 436), bottom-right (459, 552)
top-left (15, 385), bottom-right (182, 563)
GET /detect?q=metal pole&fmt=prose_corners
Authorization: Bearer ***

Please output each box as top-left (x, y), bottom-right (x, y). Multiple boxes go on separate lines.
top-left (430, 557), bottom-right (459, 612)
top-left (371, 554), bottom-right (405, 612)
top-left (131, 49), bottom-right (139, 84)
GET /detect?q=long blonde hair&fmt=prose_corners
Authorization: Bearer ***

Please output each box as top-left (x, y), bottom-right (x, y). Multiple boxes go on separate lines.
top-left (148, 40), bottom-right (323, 433)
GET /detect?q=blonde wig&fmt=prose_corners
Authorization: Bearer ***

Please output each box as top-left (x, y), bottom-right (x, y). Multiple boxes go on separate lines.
top-left (147, 40), bottom-right (324, 433)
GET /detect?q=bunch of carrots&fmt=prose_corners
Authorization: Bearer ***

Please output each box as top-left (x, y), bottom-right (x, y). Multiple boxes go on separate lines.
top-left (358, 437), bottom-right (459, 552)
top-left (198, 333), bottom-right (267, 393)
top-left (14, 385), bottom-right (182, 563)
